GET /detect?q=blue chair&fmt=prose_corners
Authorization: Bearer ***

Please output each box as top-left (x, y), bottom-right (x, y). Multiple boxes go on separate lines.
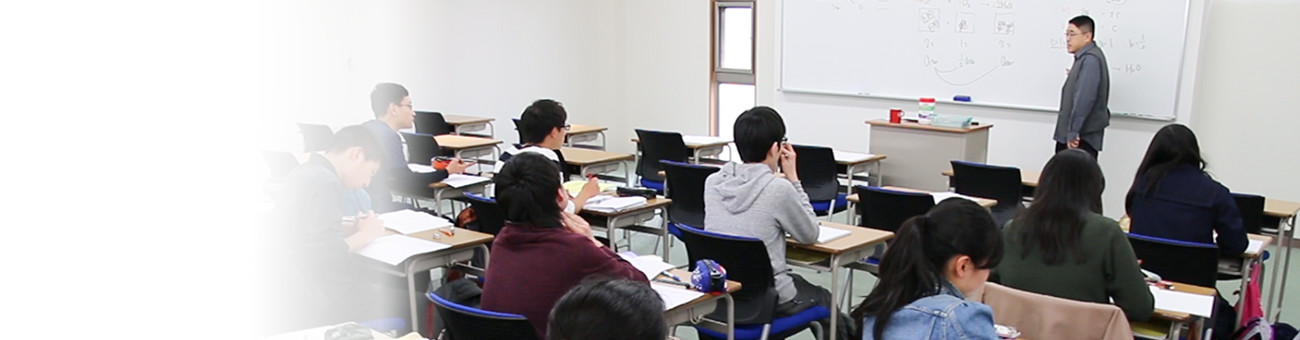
top-left (427, 291), bottom-right (540, 340)
top-left (793, 145), bottom-right (847, 219)
top-left (661, 160), bottom-right (720, 240)
top-left (950, 160), bottom-right (1025, 227)
top-left (677, 224), bottom-right (827, 340)
top-left (1127, 233), bottom-right (1219, 288)
top-left (635, 129), bottom-right (690, 194)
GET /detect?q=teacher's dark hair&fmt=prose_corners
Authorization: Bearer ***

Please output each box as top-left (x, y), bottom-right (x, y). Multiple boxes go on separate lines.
top-left (1069, 15), bottom-right (1096, 37)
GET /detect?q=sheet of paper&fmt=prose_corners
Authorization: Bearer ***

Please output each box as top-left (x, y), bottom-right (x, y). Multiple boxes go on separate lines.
top-left (563, 180), bottom-right (617, 197)
top-left (441, 174), bottom-right (490, 188)
top-left (1149, 285), bottom-right (1214, 317)
top-left (407, 163), bottom-right (437, 174)
top-left (833, 150), bottom-right (876, 162)
top-left (816, 225), bottom-right (852, 244)
top-left (627, 255), bottom-right (677, 280)
top-left (929, 191), bottom-right (982, 205)
top-left (1246, 239), bottom-right (1266, 255)
top-left (356, 235), bottom-right (451, 266)
top-left (653, 284), bottom-right (706, 311)
top-left (681, 135), bottom-right (730, 146)
top-left (585, 196), bottom-right (648, 213)
top-left (379, 209), bottom-right (453, 234)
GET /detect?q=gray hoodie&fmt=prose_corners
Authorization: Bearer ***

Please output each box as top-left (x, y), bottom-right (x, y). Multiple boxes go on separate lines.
top-left (703, 162), bottom-right (821, 303)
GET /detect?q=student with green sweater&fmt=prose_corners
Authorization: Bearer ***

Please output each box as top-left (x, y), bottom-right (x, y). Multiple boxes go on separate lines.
top-left (993, 149), bottom-right (1154, 321)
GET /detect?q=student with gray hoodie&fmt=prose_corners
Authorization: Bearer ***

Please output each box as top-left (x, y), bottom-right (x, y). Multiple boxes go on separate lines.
top-left (704, 106), bottom-right (854, 339)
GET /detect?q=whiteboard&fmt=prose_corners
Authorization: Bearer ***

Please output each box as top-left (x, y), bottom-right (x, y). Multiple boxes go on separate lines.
top-left (781, 0), bottom-right (1190, 120)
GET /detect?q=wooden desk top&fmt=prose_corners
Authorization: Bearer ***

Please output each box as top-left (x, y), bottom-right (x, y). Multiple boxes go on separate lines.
top-left (441, 114), bottom-right (495, 126)
top-left (661, 267), bottom-right (742, 295)
top-left (834, 150), bottom-right (887, 165)
top-left (846, 186), bottom-right (998, 208)
top-left (566, 124), bottom-right (607, 135)
top-left (866, 119), bottom-right (994, 133)
top-left (1150, 281), bottom-right (1215, 322)
top-left (434, 135), bottom-right (503, 150)
top-left (786, 221), bottom-right (894, 255)
top-left (561, 147), bottom-right (634, 166)
top-left (631, 136), bottom-right (732, 149)
top-left (942, 169), bottom-right (1041, 187)
top-left (580, 197), bottom-right (673, 217)
top-left (1265, 198), bottom-right (1300, 219)
top-left (385, 227), bottom-right (495, 249)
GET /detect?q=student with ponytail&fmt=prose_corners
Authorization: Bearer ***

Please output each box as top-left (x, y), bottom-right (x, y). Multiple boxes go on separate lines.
top-left (850, 198), bottom-right (1005, 340)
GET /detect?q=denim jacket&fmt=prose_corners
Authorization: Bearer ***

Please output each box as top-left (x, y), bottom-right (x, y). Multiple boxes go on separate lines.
top-left (861, 282), bottom-right (998, 340)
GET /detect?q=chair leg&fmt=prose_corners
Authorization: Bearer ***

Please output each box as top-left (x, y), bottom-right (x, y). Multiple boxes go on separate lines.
top-left (809, 321), bottom-right (824, 340)
top-left (759, 324), bottom-right (772, 340)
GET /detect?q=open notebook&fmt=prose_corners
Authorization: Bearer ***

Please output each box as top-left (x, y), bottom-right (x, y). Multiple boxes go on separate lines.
top-left (929, 191), bottom-right (984, 205)
top-left (356, 235), bottom-right (451, 266)
top-left (583, 195), bottom-right (648, 213)
top-left (378, 209), bottom-right (453, 234)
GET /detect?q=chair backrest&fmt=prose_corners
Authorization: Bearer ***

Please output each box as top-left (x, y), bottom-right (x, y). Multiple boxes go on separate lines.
top-left (464, 192), bottom-right (506, 236)
top-left (296, 123), bottom-right (334, 153)
top-left (791, 144), bottom-right (839, 202)
top-left (676, 223), bottom-right (778, 324)
top-left (400, 131), bottom-right (442, 166)
top-left (510, 118), bottom-right (526, 144)
top-left (262, 150), bottom-right (300, 179)
top-left (1127, 233), bottom-right (1219, 287)
top-left (855, 185), bottom-right (934, 232)
top-left (427, 291), bottom-right (540, 340)
top-left (661, 160), bottom-right (720, 229)
top-left (973, 282), bottom-right (1134, 340)
top-left (950, 160), bottom-right (1023, 209)
top-left (634, 129), bottom-right (690, 182)
top-left (415, 111), bottom-right (454, 136)
top-left (1233, 193), bottom-right (1266, 235)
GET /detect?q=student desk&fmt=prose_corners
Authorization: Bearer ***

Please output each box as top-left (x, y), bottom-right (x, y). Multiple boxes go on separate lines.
top-left (1136, 281), bottom-right (1216, 340)
top-left (844, 186), bottom-right (998, 225)
top-left (784, 221), bottom-right (894, 338)
top-left (364, 228), bottom-right (494, 335)
top-left (418, 175), bottom-right (491, 215)
top-left (1264, 198), bottom-right (1300, 322)
top-left (560, 147), bottom-right (635, 186)
top-left (631, 135), bottom-right (733, 164)
top-left (565, 124), bottom-right (608, 150)
top-left (835, 150), bottom-right (886, 194)
top-left (433, 135), bottom-right (502, 171)
top-left (580, 197), bottom-right (673, 259)
top-left (660, 268), bottom-right (740, 340)
top-left (442, 114), bottom-right (495, 138)
top-left (866, 119), bottom-right (991, 191)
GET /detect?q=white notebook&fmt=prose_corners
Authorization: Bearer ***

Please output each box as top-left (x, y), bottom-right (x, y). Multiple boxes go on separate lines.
top-left (817, 225), bottom-right (852, 244)
top-left (356, 235), bottom-right (451, 266)
top-left (441, 174), bottom-right (490, 188)
top-left (653, 284), bottom-right (706, 311)
top-left (627, 255), bottom-right (677, 280)
top-left (1149, 285), bottom-right (1214, 317)
top-left (1246, 238), bottom-right (1266, 255)
top-left (378, 209), bottom-right (453, 234)
top-left (584, 195), bottom-right (648, 213)
top-left (929, 191), bottom-right (983, 205)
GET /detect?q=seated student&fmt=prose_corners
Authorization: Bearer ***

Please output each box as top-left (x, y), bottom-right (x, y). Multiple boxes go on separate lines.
top-left (1126, 123), bottom-right (1247, 339)
top-left (361, 82), bottom-right (469, 212)
top-left (547, 278), bottom-right (669, 340)
top-left (270, 125), bottom-right (405, 329)
top-left (500, 99), bottom-right (600, 212)
top-left (479, 152), bottom-right (648, 338)
top-left (850, 198), bottom-right (1004, 340)
top-left (993, 149), bottom-right (1154, 321)
top-left (703, 106), bottom-right (853, 339)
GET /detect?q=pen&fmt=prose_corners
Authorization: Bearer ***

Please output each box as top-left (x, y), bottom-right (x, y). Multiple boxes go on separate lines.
top-left (660, 271), bottom-right (683, 282)
top-left (653, 278), bottom-right (691, 288)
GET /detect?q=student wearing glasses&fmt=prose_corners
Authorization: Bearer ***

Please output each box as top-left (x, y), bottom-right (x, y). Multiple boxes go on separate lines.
top-left (361, 83), bottom-right (469, 212)
top-left (500, 99), bottom-right (600, 212)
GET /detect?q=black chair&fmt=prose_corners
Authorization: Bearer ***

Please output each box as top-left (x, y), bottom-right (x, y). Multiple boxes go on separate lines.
top-left (634, 129), bottom-right (690, 194)
top-left (400, 131), bottom-right (445, 165)
top-left (296, 123), bottom-right (334, 153)
top-left (426, 291), bottom-right (540, 340)
top-left (463, 193), bottom-right (506, 236)
top-left (661, 160), bottom-right (720, 239)
top-left (1233, 193), bottom-right (1267, 235)
top-left (676, 224), bottom-right (827, 340)
top-left (1128, 233), bottom-right (1220, 287)
top-left (511, 118), bottom-right (525, 144)
top-left (415, 111), bottom-right (454, 136)
top-left (950, 160), bottom-right (1025, 227)
top-left (848, 185), bottom-right (935, 275)
top-left (792, 145), bottom-right (847, 218)
top-left (262, 150), bottom-right (300, 180)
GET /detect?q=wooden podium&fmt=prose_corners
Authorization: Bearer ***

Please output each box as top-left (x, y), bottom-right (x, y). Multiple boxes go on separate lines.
top-left (866, 119), bottom-right (991, 191)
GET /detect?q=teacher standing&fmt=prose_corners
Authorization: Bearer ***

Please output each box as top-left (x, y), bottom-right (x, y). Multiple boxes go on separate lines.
top-left (1055, 15), bottom-right (1110, 160)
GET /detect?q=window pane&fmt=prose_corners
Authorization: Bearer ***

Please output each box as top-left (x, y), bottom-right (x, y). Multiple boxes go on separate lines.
top-left (720, 7), bottom-right (753, 71)
top-left (716, 83), bottom-right (756, 145)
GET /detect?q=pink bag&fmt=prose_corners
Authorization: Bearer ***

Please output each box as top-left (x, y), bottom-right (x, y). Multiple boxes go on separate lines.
top-left (1234, 262), bottom-right (1272, 340)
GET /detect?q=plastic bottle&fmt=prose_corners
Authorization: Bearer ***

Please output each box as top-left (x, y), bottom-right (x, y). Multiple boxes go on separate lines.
top-left (918, 97), bottom-right (936, 124)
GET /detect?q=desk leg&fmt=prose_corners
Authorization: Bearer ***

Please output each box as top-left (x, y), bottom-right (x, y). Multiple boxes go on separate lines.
top-left (404, 260), bottom-right (422, 335)
top-left (432, 189), bottom-right (444, 216)
top-left (624, 160), bottom-right (633, 187)
top-left (725, 293), bottom-right (735, 340)
top-left (659, 208), bottom-right (670, 261)
top-left (1272, 215), bottom-right (1296, 322)
top-left (599, 131), bottom-right (607, 150)
top-left (829, 254), bottom-right (842, 338)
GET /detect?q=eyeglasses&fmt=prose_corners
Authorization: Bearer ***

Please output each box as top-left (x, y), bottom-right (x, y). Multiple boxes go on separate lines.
top-left (562, 124), bottom-right (571, 131)
top-left (780, 136), bottom-right (789, 144)
top-left (1064, 32), bottom-right (1085, 38)
top-left (398, 103), bottom-right (413, 108)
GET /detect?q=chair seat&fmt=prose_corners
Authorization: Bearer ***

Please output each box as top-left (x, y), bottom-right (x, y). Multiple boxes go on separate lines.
top-left (696, 306), bottom-right (830, 339)
top-left (640, 178), bottom-right (665, 194)
top-left (810, 194), bottom-right (848, 216)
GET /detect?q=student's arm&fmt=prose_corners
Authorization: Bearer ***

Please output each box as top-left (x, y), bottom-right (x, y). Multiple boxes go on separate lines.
top-left (1068, 55), bottom-right (1103, 141)
top-left (1104, 223), bottom-right (1155, 321)
top-left (571, 177), bottom-right (601, 212)
top-left (344, 211), bottom-right (385, 252)
top-left (1212, 187), bottom-right (1249, 256)
top-left (779, 181), bottom-right (821, 244)
top-left (946, 302), bottom-right (999, 340)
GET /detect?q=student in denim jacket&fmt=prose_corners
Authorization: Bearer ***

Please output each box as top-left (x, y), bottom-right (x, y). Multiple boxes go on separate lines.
top-left (850, 198), bottom-right (1005, 340)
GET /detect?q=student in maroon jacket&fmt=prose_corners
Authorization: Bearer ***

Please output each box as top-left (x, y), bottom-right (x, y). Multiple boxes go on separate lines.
top-left (479, 152), bottom-right (648, 338)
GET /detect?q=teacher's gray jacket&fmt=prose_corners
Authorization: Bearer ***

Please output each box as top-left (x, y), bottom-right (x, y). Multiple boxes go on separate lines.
top-left (1056, 42), bottom-right (1110, 150)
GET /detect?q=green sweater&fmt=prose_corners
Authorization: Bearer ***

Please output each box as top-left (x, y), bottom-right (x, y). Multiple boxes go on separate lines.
top-left (993, 212), bottom-right (1154, 321)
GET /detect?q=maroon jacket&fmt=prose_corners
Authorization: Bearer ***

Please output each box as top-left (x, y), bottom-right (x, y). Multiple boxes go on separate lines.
top-left (479, 222), bottom-right (649, 337)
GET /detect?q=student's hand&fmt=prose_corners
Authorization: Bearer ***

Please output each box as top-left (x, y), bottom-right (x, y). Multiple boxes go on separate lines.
top-left (578, 177), bottom-right (601, 199)
top-left (1067, 138), bottom-right (1081, 149)
top-left (561, 211), bottom-right (602, 246)
top-left (1065, 68), bottom-right (1071, 76)
top-left (346, 210), bottom-right (384, 251)
top-left (779, 142), bottom-right (800, 182)
top-left (446, 158), bottom-right (470, 174)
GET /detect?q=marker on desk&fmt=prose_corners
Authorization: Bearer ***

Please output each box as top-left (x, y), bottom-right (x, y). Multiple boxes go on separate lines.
top-left (953, 95), bottom-right (971, 102)
top-left (661, 271), bottom-right (684, 283)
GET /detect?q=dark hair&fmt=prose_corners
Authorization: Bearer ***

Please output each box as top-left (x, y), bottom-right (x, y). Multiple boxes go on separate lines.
top-left (1127, 124), bottom-right (1206, 208)
top-left (733, 106), bottom-right (787, 163)
top-left (328, 125), bottom-right (385, 163)
top-left (850, 198), bottom-right (1004, 339)
top-left (1012, 149), bottom-right (1102, 265)
top-left (1069, 15), bottom-right (1096, 37)
top-left (547, 278), bottom-right (667, 340)
top-left (370, 83), bottom-right (409, 118)
top-left (494, 152), bottom-right (563, 228)
top-left (518, 99), bottom-right (568, 144)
